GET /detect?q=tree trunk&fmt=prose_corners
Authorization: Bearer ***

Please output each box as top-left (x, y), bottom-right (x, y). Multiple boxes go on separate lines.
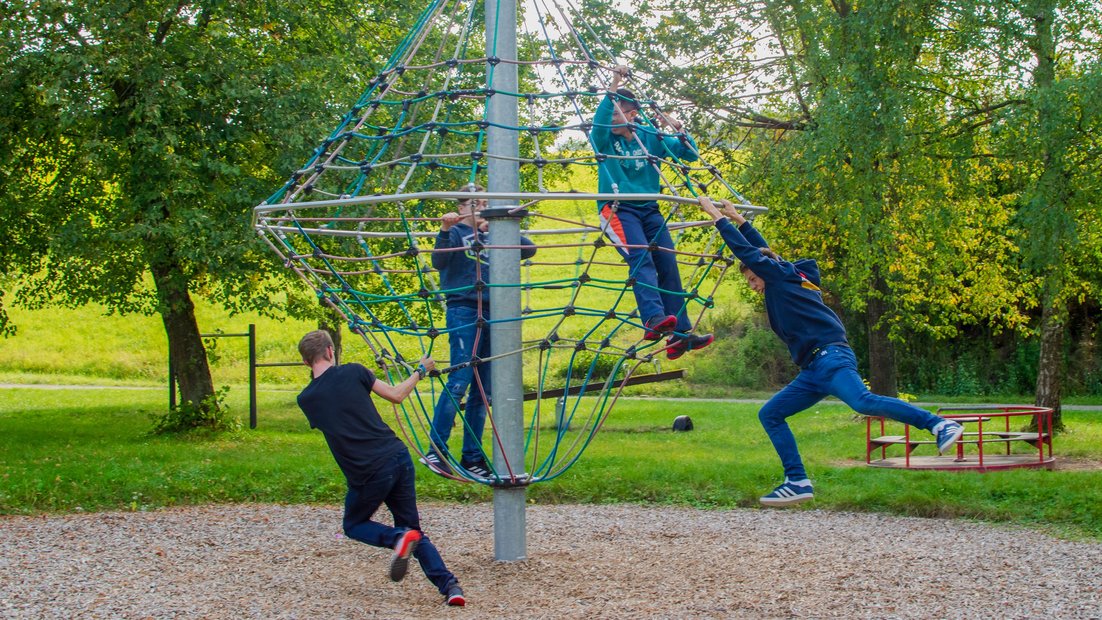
top-left (1035, 294), bottom-right (1065, 429)
top-left (1025, 0), bottom-right (1066, 431)
top-left (151, 254), bottom-right (215, 409)
top-left (320, 314), bottom-right (343, 365)
top-left (865, 272), bottom-right (898, 396)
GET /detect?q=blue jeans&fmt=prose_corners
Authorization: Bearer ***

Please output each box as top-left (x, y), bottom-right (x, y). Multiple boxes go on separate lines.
top-left (342, 450), bottom-right (455, 593)
top-left (430, 304), bottom-right (490, 462)
top-left (759, 345), bottom-right (943, 480)
top-left (599, 202), bottom-right (691, 332)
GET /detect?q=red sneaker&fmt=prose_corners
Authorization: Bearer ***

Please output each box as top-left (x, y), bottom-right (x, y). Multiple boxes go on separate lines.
top-left (643, 315), bottom-right (677, 340)
top-left (666, 333), bottom-right (714, 360)
top-left (445, 583), bottom-right (466, 606)
top-left (389, 529), bottom-right (422, 582)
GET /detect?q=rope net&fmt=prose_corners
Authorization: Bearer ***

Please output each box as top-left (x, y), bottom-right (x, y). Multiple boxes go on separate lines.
top-left (254, 0), bottom-right (764, 486)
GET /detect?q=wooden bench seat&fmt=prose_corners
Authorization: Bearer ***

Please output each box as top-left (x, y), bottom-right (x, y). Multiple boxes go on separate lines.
top-left (870, 432), bottom-right (1050, 447)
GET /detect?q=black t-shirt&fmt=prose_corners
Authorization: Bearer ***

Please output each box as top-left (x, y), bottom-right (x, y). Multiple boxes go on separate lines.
top-left (297, 363), bottom-right (405, 485)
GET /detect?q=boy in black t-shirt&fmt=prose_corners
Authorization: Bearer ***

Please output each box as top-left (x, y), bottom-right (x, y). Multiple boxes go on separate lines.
top-left (296, 330), bottom-right (465, 606)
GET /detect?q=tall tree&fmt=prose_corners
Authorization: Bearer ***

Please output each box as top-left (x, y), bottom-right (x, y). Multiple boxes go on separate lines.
top-left (0, 1), bottom-right (405, 417)
top-left (595, 0), bottom-right (1079, 398)
top-left (991, 0), bottom-right (1102, 425)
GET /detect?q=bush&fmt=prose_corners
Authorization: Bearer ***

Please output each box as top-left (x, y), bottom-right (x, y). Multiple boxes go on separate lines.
top-left (150, 386), bottom-right (239, 434)
top-left (555, 350), bottom-right (625, 382)
top-left (688, 321), bottom-right (791, 390)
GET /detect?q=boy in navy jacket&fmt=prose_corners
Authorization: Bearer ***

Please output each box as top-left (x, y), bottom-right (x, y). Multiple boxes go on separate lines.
top-left (696, 196), bottom-right (964, 506)
top-left (426, 186), bottom-right (536, 478)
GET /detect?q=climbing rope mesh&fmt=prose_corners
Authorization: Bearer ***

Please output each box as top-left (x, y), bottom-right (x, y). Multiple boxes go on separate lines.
top-left (254, 0), bottom-right (761, 485)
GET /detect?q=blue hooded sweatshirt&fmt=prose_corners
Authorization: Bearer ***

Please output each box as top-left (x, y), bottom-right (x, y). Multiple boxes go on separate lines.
top-left (432, 222), bottom-right (537, 309)
top-left (591, 94), bottom-right (699, 207)
top-left (714, 217), bottom-right (848, 368)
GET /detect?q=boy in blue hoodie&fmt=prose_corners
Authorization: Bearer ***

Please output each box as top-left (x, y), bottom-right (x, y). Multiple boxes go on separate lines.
top-left (695, 196), bottom-right (965, 506)
top-left (591, 65), bottom-right (712, 360)
top-left (426, 186), bottom-right (537, 478)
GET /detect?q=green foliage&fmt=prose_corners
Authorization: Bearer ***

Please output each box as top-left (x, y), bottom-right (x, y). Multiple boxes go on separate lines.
top-left (1, 0), bottom-right (1100, 415)
top-left (555, 349), bottom-right (624, 382)
top-left (0, 0), bottom-right (417, 405)
top-left (151, 386), bottom-right (239, 435)
top-left (687, 310), bottom-right (791, 390)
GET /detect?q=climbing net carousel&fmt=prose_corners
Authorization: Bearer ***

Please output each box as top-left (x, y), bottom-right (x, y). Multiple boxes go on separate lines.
top-left (254, 0), bottom-right (764, 491)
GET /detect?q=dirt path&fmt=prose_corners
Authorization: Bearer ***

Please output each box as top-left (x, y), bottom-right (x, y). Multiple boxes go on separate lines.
top-left (2, 503), bottom-right (1100, 619)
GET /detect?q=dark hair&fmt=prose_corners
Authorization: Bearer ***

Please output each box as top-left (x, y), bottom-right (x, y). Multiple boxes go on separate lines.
top-left (738, 247), bottom-right (781, 273)
top-left (614, 88), bottom-right (640, 111)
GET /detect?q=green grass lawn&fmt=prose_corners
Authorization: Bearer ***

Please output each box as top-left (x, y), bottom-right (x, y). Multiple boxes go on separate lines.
top-left (3, 386), bottom-right (1099, 541)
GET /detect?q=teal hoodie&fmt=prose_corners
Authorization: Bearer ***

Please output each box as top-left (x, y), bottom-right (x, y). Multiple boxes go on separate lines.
top-left (591, 94), bottom-right (699, 207)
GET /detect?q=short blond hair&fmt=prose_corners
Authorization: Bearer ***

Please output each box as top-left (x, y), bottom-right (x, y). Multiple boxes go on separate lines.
top-left (298, 330), bottom-right (334, 364)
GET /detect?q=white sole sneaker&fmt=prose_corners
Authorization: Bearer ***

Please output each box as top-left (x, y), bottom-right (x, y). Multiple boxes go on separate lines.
top-left (759, 482), bottom-right (815, 507)
top-left (937, 423), bottom-right (965, 455)
top-left (760, 493), bottom-right (814, 507)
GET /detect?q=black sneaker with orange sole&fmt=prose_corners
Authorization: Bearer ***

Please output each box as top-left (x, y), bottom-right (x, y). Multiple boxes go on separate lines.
top-left (666, 333), bottom-right (714, 360)
top-left (643, 315), bottom-right (678, 340)
top-left (389, 529), bottom-right (422, 582)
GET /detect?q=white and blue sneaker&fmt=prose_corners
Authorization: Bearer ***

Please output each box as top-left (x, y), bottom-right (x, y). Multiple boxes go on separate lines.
top-left (418, 449), bottom-right (453, 475)
top-left (760, 478), bottom-right (814, 507)
top-left (934, 421), bottom-right (965, 455)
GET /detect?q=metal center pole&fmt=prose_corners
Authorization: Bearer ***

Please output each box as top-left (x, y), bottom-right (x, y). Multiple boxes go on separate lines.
top-left (485, 0), bottom-right (526, 562)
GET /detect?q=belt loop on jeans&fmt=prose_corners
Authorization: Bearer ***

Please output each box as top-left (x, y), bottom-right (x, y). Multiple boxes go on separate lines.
top-left (803, 342), bottom-right (849, 368)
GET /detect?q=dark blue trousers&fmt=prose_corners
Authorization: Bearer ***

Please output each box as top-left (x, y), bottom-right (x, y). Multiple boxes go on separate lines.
top-left (599, 202), bottom-right (691, 332)
top-left (759, 345), bottom-right (944, 480)
top-left (342, 450), bottom-right (455, 593)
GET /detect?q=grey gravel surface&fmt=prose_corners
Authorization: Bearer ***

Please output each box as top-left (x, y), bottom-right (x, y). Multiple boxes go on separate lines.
top-left (1, 503), bottom-right (1100, 619)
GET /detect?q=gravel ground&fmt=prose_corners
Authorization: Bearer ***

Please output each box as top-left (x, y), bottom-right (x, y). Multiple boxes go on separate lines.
top-left (1, 503), bottom-right (1100, 619)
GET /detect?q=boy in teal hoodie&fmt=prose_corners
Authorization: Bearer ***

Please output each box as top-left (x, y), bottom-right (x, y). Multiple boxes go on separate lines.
top-left (591, 65), bottom-right (712, 359)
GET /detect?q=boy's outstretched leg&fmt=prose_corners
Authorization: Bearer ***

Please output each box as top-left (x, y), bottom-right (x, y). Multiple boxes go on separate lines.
top-left (757, 376), bottom-right (823, 507)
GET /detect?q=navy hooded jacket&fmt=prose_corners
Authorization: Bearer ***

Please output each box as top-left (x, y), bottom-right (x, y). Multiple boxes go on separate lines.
top-left (432, 222), bottom-right (537, 309)
top-left (714, 218), bottom-right (848, 368)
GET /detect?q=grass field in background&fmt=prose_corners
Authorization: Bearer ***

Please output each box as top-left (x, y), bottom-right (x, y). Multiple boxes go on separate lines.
top-left (5, 295), bottom-right (1100, 404)
top-left (2, 386), bottom-right (1099, 541)
top-left (3, 183), bottom-right (1100, 541)
top-left (0, 170), bottom-right (748, 392)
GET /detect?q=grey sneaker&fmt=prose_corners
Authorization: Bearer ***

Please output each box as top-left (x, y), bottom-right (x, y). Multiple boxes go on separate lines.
top-left (460, 457), bottom-right (492, 479)
top-left (418, 449), bottom-right (453, 475)
top-left (445, 582), bottom-right (466, 606)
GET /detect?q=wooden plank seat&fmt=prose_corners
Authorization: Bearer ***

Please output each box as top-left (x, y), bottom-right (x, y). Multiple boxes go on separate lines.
top-left (870, 432), bottom-right (1051, 445)
top-left (985, 431), bottom-right (1052, 447)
